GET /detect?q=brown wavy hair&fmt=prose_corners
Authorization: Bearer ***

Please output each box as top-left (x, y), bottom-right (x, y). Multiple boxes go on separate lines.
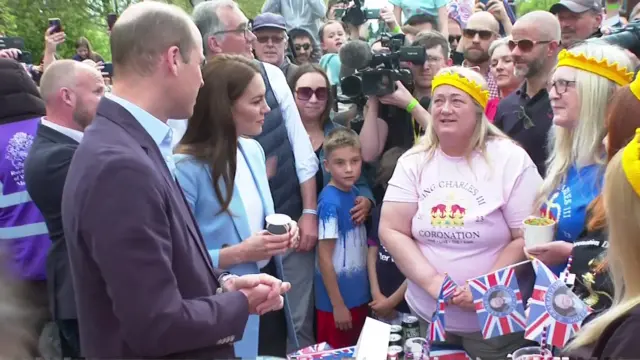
top-left (587, 87), bottom-right (640, 231)
top-left (175, 54), bottom-right (260, 214)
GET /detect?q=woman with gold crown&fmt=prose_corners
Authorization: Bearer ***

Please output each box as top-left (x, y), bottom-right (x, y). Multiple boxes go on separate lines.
top-left (379, 66), bottom-right (543, 359)
top-left (528, 43), bottom-right (634, 277)
top-left (567, 73), bottom-right (640, 320)
top-left (564, 128), bottom-right (640, 357)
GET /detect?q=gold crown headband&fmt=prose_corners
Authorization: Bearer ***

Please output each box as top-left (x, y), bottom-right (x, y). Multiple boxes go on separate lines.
top-left (431, 72), bottom-right (490, 109)
top-left (622, 128), bottom-right (640, 197)
top-left (556, 49), bottom-right (634, 86)
top-left (630, 74), bottom-right (640, 101)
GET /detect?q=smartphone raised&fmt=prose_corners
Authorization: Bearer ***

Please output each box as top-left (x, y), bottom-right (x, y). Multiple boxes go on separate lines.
top-left (18, 51), bottom-right (33, 64)
top-left (364, 9), bottom-right (381, 19)
top-left (107, 13), bottom-right (118, 30)
top-left (102, 62), bottom-right (113, 77)
top-left (48, 18), bottom-right (63, 33)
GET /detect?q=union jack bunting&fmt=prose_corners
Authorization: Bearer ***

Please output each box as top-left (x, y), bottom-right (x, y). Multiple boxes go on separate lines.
top-left (429, 298), bottom-right (447, 342)
top-left (468, 267), bottom-right (527, 339)
top-left (525, 259), bottom-right (591, 348)
top-left (287, 346), bottom-right (355, 360)
top-left (440, 273), bottom-right (459, 302)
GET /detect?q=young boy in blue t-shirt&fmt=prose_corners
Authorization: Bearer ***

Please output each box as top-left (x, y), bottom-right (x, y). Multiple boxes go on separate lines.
top-left (315, 128), bottom-right (369, 349)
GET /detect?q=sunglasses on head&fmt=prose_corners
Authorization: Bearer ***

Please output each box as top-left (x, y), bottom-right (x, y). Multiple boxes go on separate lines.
top-left (462, 29), bottom-right (494, 40)
top-left (296, 87), bottom-right (328, 101)
top-left (508, 39), bottom-right (553, 52)
top-left (295, 43), bottom-right (311, 51)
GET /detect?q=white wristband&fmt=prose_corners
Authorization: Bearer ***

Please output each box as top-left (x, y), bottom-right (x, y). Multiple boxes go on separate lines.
top-left (302, 209), bottom-right (317, 216)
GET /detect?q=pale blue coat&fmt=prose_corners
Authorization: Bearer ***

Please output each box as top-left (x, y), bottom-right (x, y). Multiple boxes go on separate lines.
top-left (173, 137), bottom-right (299, 358)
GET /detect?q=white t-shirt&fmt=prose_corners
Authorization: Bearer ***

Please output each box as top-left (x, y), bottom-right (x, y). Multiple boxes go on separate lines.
top-left (384, 138), bottom-right (542, 332)
top-left (235, 148), bottom-right (269, 269)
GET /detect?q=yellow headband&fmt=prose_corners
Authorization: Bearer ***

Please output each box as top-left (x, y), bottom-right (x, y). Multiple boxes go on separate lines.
top-left (431, 72), bottom-right (490, 109)
top-left (622, 128), bottom-right (640, 197)
top-left (556, 49), bottom-right (634, 86)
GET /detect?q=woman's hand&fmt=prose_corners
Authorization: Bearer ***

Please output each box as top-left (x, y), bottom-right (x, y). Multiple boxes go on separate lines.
top-left (451, 285), bottom-right (475, 310)
top-left (241, 230), bottom-right (290, 262)
top-left (350, 196), bottom-right (372, 225)
top-left (525, 241), bottom-right (573, 266)
top-left (378, 81), bottom-right (414, 109)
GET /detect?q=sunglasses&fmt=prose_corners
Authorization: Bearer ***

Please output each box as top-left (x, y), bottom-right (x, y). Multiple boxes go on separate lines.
top-left (295, 43), bottom-right (311, 51)
top-left (296, 86), bottom-right (328, 101)
top-left (462, 29), bottom-right (494, 40)
top-left (508, 39), bottom-right (553, 52)
top-left (256, 35), bottom-right (286, 44)
top-left (449, 35), bottom-right (462, 43)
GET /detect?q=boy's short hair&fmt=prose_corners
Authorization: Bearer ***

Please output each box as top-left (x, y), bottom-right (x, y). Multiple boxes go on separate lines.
top-left (323, 127), bottom-right (361, 159)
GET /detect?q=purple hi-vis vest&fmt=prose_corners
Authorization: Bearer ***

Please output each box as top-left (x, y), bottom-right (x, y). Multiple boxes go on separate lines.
top-left (0, 117), bottom-right (50, 280)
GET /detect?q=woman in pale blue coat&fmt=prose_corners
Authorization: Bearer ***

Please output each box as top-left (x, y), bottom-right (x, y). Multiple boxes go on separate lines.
top-left (173, 55), bottom-right (299, 358)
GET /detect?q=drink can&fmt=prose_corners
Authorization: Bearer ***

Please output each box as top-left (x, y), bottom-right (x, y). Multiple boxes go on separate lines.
top-left (389, 333), bottom-right (402, 347)
top-left (390, 324), bottom-right (403, 336)
top-left (387, 345), bottom-right (403, 360)
top-left (402, 315), bottom-right (420, 339)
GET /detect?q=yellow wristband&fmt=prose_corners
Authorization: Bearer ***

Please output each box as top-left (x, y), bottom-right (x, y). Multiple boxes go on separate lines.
top-left (392, 25), bottom-right (402, 34)
top-left (406, 98), bottom-right (419, 113)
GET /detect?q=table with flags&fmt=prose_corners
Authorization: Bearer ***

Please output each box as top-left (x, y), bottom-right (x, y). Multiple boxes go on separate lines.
top-left (286, 258), bottom-right (588, 360)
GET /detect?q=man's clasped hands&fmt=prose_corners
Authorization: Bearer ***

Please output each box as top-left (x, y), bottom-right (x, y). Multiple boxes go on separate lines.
top-left (223, 273), bottom-right (292, 315)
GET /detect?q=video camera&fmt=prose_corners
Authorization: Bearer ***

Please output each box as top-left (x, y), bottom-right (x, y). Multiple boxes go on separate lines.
top-left (340, 33), bottom-right (426, 99)
top-left (587, 19), bottom-right (640, 58)
top-left (335, 0), bottom-right (381, 26)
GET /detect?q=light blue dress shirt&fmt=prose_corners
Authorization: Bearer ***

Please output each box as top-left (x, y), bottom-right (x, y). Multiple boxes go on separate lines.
top-left (105, 93), bottom-right (175, 174)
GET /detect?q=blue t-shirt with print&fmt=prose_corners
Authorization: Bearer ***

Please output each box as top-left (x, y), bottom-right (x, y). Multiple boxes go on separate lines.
top-left (540, 164), bottom-right (603, 275)
top-left (315, 185), bottom-right (370, 312)
top-left (389, 0), bottom-right (447, 21)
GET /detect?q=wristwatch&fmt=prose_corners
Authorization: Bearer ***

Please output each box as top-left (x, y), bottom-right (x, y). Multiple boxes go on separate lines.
top-left (216, 273), bottom-right (238, 294)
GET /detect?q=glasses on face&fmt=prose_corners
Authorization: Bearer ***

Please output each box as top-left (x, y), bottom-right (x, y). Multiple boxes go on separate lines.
top-left (462, 29), bottom-right (494, 40)
top-left (213, 23), bottom-right (253, 39)
top-left (256, 35), bottom-right (286, 44)
top-left (295, 43), bottom-right (311, 51)
top-left (508, 39), bottom-right (552, 52)
top-left (296, 86), bottom-right (328, 101)
top-left (449, 35), bottom-right (461, 43)
top-left (548, 79), bottom-right (576, 95)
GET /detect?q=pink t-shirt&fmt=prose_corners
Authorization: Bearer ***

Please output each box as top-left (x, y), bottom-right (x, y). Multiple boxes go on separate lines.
top-left (384, 138), bottom-right (542, 333)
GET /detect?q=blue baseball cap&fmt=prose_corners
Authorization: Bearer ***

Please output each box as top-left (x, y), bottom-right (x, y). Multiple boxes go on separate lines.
top-left (252, 13), bottom-right (287, 32)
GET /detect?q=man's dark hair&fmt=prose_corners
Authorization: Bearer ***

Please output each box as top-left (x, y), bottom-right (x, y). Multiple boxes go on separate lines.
top-left (412, 30), bottom-right (450, 59)
top-left (405, 14), bottom-right (438, 29)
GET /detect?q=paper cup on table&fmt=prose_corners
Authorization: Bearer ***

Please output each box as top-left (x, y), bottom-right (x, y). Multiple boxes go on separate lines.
top-left (523, 217), bottom-right (556, 249)
top-left (265, 214), bottom-right (292, 235)
top-left (511, 346), bottom-right (552, 360)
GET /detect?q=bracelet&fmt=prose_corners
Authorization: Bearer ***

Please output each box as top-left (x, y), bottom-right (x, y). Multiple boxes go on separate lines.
top-left (406, 98), bottom-right (419, 113)
top-left (302, 209), bottom-right (318, 216)
top-left (392, 25), bottom-right (402, 34)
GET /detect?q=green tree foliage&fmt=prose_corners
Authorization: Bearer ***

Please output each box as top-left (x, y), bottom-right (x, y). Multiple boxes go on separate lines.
top-left (515, 0), bottom-right (560, 17)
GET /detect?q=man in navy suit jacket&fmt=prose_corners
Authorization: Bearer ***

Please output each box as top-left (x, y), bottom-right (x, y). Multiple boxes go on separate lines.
top-left (60, 3), bottom-right (290, 358)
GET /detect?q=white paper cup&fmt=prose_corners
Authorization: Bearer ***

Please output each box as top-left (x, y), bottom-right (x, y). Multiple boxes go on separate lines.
top-left (523, 217), bottom-right (556, 249)
top-left (511, 346), bottom-right (552, 360)
top-left (265, 214), bottom-right (292, 235)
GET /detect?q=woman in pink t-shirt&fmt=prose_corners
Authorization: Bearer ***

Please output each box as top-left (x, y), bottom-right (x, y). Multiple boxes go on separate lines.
top-left (379, 66), bottom-right (542, 359)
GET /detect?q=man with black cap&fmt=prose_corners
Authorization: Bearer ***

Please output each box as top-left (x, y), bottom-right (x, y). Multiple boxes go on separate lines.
top-left (550, 0), bottom-right (603, 49)
top-left (253, 12), bottom-right (298, 81)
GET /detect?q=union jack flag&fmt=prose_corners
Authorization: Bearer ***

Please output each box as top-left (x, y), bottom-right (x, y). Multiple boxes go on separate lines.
top-left (440, 273), bottom-right (459, 302)
top-left (525, 259), bottom-right (591, 348)
top-left (468, 267), bottom-right (527, 339)
top-left (288, 346), bottom-right (355, 360)
top-left (429, 348), bottom-right (473, 360)
top-left (429, 298), bottom-right (446, 342)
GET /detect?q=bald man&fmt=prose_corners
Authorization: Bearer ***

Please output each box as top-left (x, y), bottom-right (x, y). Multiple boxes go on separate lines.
top-left (59, 2), bottom-right (289, 358)
top-left (493, 11), bottom-right (561, 176)
top-left (24, 59), bottom-right (104, 358)
top-left (460, 11), bottom-right (501, 98)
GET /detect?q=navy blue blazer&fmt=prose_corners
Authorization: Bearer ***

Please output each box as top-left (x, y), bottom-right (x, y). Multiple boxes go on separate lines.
top-left (173, 137), bottom-right (299, 358)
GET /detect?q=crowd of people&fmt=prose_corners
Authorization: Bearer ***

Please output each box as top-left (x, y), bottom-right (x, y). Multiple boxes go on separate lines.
top-left (2, 0), bottom-right (640, 359)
